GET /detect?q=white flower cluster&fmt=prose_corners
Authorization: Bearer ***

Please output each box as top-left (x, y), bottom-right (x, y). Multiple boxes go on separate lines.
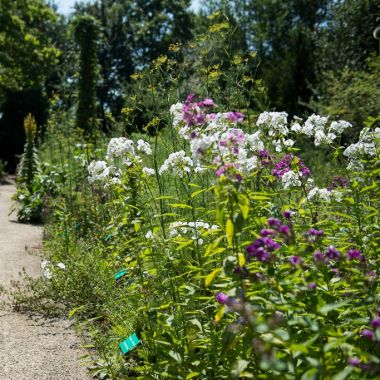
top-left (87, 160), bottom-right (122, 185)
top-left (170, 102), bottom-right (184, 128)
top-left (168, 221), bottom-right (219, 245)
top-left (291, 114), bottom-right (352, 146)
top-left (137, 139), bottom-right (152, 155)
top-left (281, 170), bottom-right (302, 189)
top-left (106, 137), bottom-right (152, 166)
top-left (307, 187), bottom-right (342, 203)
top-left (107, 137), bottom-right (135, 160)
top-left (88, 137), bottom-right (152, 184)
top-left (256, 112), bottom-right (289, 136)
top-left (142, 167), bottom-right (155, 176)
top-left (159, 151), bottom-right (194, 177)
top-left (189, 128), bottom-right (264, 174)
top-left (41, 260), bottom-right (66, 279)
top-left (343, 127), bottom-right (379, 170)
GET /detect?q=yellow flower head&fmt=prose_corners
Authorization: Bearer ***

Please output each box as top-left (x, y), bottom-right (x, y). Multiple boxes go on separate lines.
top-left (24, 114), bottom-right (37, 137)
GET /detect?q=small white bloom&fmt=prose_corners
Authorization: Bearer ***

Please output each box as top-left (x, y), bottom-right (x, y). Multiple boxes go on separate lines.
top-left (170, 102), bottom-right (184, 128)
top-left (291, 123), bottom-right (302, 133)
top-left (142, 167), bottom-right (155, 176)
top-left (159, 151), bottom-right (194, 177)
top-left (281, 170), bottom-right (301, 189)
top-left (137, 139), bottom-right (152, 155)
top-left (107, 137), bottom-right (135, 160)
top-left (41, 260), bottom-right (52, 279)
top-left (329, 120), bottom-right (352, 134)
top-left (257, 111), bottom-right (289, 136)
top-left (57, 263), bottom-right (66, 270)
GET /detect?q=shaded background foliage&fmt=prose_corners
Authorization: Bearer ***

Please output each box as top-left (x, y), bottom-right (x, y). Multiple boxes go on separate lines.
top-left (0, 0), bottom-right (379, 171)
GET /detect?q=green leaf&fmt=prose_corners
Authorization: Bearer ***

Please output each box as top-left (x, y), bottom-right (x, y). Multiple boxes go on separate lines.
top-left (238, 194), bottom-right (250, 219)
top-left (68, 305), bottom-right (84, 319)
top-left (231, 359), bottom-right (249, 378)
top-left (168, 350), bottom-right (182, 363)
top-left (205, 268), bottom-right (222, 287)
top-left (226, 218), bottom-right (234, 247)
top-left (319, 300), bottom-right (350, 315)
top-left (169, 203), bottom-right (193, 209)
top-left (301, 368), bottom-right (318, 380)
top-left (332, 366), bottom-right (354, 380)
top-left (186, 373), bottom-right (200, 380)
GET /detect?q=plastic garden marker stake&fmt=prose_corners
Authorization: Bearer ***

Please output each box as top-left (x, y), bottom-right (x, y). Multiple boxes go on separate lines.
top-left (114, 269), bottom-right (127, 282)
top-left (119, 333), bottom-right (141, 355)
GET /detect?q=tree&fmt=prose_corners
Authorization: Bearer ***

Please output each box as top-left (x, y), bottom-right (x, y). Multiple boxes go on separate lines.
top-left (0, 0), bottom-right (61, 171)
top-left (318, 0), bottom-right (380, 72)
top-left (73, 0), bottom-right (194, 126)
top-left (73, 15), bottom-right (100, 137)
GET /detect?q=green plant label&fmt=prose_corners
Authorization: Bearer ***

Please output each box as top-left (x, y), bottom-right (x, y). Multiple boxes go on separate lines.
top-left (119, 333), bottom-right (141, 355)
top-left (114, 269), bottom-right (127, 282)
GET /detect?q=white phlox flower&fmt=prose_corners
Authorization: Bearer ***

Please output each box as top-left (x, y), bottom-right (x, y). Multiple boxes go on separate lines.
top-left (168, 221), bottom-right (219, 245)
top-left (170, 102), bottom-right (184, 128)
top-left (107, 137), bottom-right (135, 160)
top-left (142, 167), bottom-right (155, 176)
top-left (257, 111), bottom-right (289, 136)
top-left (137, 139), bottom-right (152, 155)
top-left (159, 151), bottom-right (194, 177)
top-left (281, 170), bottom-right (302, 189)
top-left (307, 187), bottom-right (342, 202)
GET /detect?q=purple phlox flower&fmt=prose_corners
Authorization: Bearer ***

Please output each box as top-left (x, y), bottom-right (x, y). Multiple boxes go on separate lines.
top-left (197, 98), bottom-right (216, 108)
top-left (246, 237), bottom-right (280, 262)
top-left (307, 228), bottom-right (324, 237)
top-left (313, 250), bottom-right (325, 263)
top-left (267, 217), bottom-right (282, 228)
top-left (185, 93), bottom-right (196, 104)
top-left (258, 150), bottom-right (271, 166)
top-left (272, 154), bottom-right (310, 178)
top-left (347, 357), bottom-right (361, 367)
top-left (215, 292), bottom-right (229, 305)
top-left (308, 282), bottom-right (317, 289)
top-left (326, 245), bottom-right (341, 260)
top-left (235, 173), bottom-right (243, 182)
top-left (347, 249), bottom-right (365, 262)
top-left (207, 113), bottom-right (217, 121)
top-left (331, 268), bottom-right (340, 277)
top-left (278, 224), bottom-right (290, 235)
top-left (190, 131), bottom-right (198, 139)
top-left (361, 329), bottom-right (375, 340)
top-left (366, 270), bottom-right (378, 282)
top-left (260, 229), bottom-right (275, 237)
top-left (289, 255), bottom-right (302, 266)
top-left (227, 111), bottom-right (245, 123)
top-left (195, 112), bottom-right (206, 124)
top-left (328, 176), bottom-right (349, 191)
top-left (371, 317), bottom-right (380, 329)
top-left (283, 210), bottom-right (294, 219)
top-left (215, 162), bottom-right (236, 177)
top-left (226, 129), bottom-right (245, 145)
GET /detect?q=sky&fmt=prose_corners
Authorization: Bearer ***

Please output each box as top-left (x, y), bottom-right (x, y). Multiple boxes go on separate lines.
top-left (56, 0), bottom-right (201, 14)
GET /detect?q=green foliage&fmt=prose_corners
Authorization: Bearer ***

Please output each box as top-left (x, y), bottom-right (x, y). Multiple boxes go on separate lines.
top-left (318, 0), bottom-right (380, 72)
top-left (311, 55), bottom-right (380, 132)
top-left (74, 0), bottom-right (194, 123)
top-left (0, 0), bottom-right (61, 171)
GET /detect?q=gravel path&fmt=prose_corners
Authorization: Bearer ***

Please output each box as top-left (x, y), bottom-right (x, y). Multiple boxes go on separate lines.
top-left (0, 180), bottom-right (90, 380)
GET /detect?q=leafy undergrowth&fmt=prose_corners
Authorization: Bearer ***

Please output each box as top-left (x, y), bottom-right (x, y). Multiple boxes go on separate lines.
top-left (14, 96), bottom-right (380, 379)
